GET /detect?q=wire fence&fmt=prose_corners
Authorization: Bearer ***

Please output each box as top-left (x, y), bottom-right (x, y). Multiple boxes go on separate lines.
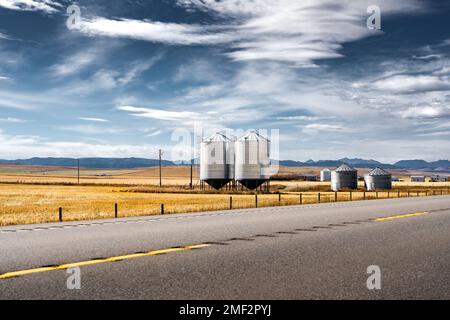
top-left (54, 188), bottom-right (450, 223)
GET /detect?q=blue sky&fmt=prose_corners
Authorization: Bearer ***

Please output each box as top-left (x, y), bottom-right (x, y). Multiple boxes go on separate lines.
top-left (0, 0), bottom-right (449, 162)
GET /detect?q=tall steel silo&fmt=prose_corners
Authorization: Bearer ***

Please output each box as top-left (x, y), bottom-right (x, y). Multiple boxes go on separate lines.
top-left (331, 164), bottom-right (358, 191)
top-left (235, 131), bottom-right (271, 190)
top-left (320, 169), bottom-right (332, 182)
top-left (200, 133), bottom-right (234, 190)
top-left (364, 167), bottom-right (392, 191)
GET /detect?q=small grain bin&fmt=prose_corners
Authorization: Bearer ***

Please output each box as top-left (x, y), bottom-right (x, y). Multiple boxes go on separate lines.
top-left (331, 164), bottom-right (358, 191)
top-left (364, 167), bottom-right (392, 191)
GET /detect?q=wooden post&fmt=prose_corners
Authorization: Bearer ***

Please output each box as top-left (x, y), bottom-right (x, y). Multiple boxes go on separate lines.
top-left (59, 207), bottom-right (63, 222)
top-left (300, 193), bottom-right (303, 205)
top-left (376, 191), bottom-right (379, 199)
top-left (255, 194), bottom-right (258, 208)
top-left (398, 191), bottom-right (400, 198)
top-left (161, 203), bottom-right (164, 215)
top-left (115, 203), bottom-right (118, 219)
top-left (159, 149), bottom-right (163, 188)
top-left (363, 191), bottom-right (366, 200)
top-left (318, 193), bottom-right (321, 203)
top-left (230, 196), bottom-right (233, 210)
top-left (77, 159), bottom-right (80, 185)
top-left (350, 191), bottom-right (352, 201)
top-left (335, 192), bottom-right (338, 202)
top-left (279, 193), bottom-right (281, 205)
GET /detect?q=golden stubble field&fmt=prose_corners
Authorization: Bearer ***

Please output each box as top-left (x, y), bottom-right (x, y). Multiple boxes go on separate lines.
top-left (0, 165), bottom-right (448, 226)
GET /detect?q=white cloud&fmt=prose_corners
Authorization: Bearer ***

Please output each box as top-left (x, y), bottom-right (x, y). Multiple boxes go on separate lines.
top-left (117, 54), bottom-right (164, 85)
top-left (0, 129), bottom-right (163, 159)
top-left (50, 50), bottom-right (100, 77)
top-left (0, 117), bottom-right (26, 123)
top-left (372, 75), bottom-right (450, 94)
top-left (302, 123), bottom-right (350, 133)
top-left (118, 106), bottom-right (202, 122)
top-left (78, 117), bottom-right (109, 123)
top-left (71, 0), bottom-right (424, 65)
top-left (0, 76), bottom-right (11, 81)
top-left (58, 125), bottom-right (123, 135)
top-left (77, 18), bottom-right (234, 45)
top-left (49, 53), bottom-right (163, 96)
top-left (0, 0), bottom-right (61, 13)
top-left (397, 106), bottom-right (450, 119)
top-left (146, 130), bottom-right (162, 137)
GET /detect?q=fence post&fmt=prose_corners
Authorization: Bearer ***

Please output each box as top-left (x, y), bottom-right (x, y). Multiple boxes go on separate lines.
top-left (161, 204), bottom-right (164, 215)
top-left (279, 193), bottom-right (281, 205)
top-left (363, 191), bottom-right (366, 200)
top-left (335, 192), bottom-right (338, 202)
top-left (318, 193), bottom-right (321, 203)
top-left (230, 196), bottom-right (233, 210)
top-left (376, 191), bottom-right (379, 199)
top-left (299, 193), bottom-right (303, 205)
top-left (59, 207), bottom-right (63, 222)
top-left (350, 191), bottom-right (353, 201)
top-left (388, 191), bottom-right (390, 198)
top-left (255, 194), bottom-right (258, 208)
top-left (115, 203), bottom-right (118, 218)
top-left (408, 191), bottom-right (410, 197)
top-left (398, 191), bottom-right (400, 198)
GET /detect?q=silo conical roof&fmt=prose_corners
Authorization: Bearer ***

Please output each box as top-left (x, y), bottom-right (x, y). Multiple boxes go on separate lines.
top-left (367, 167), bottom-right (391, 176)
top-left (335, 163), bottom-right (357, 172)
top-left (237, 131), bottom-right (269, 142)
top-left (204, 133), bottom-right (231, 142)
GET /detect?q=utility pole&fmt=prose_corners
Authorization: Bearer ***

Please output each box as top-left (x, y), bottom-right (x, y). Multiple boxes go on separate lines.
top-left (159, 149), bottom-right (163, 187)
top-left (190, 159), bottom-right (193, 189)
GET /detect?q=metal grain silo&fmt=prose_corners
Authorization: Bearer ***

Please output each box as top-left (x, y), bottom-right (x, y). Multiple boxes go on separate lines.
top-left (235, 131), bottom-right (271, 190)
top-left (200, 133), bottom-right (234, 190)
top-left (320, 169), bottom-right (332, 182)
top-left (364, 167), bottom-right (392, 191)
top-left (331, 164), bottom-right (358, 191)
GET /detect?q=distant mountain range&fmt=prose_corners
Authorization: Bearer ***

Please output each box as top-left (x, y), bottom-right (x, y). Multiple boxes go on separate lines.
top-left (0, 157), bottom-right (449, 171)
top-left (0, 157), bottom-right (174, 169)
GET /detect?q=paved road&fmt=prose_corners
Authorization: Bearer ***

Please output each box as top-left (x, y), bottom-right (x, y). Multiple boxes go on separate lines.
top-left (0, 196), bottom-right (449, 299)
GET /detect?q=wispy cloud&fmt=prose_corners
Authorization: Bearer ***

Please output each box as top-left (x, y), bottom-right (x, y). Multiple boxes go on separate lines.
top-left (50, 50), bottom-right (101, 77)
top-left (58, 125), bottom-right (123, 135)
top-left (72, 0), bottom-right (424, 65)
top-left (0, 117), bottom-right (26, 123)
top-left (78, 117), bottom-right (109, 123)
top-left (118, 106), bottom-right (202, 122)
top-left (371, 74), bottom-right (450, 94)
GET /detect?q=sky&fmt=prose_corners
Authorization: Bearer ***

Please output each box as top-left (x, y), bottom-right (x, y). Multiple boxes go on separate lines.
top-left (0, 0), bottom-right (449, 163)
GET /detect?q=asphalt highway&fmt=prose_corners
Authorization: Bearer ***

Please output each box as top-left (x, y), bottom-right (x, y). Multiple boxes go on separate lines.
top-left (1, 195), bottom-right (449, 299)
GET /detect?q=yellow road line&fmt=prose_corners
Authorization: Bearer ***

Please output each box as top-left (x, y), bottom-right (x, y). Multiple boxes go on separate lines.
top-left (0, 244), bottom-right (210, 280)
top-left (375, 212), bottom-right (430, 222)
